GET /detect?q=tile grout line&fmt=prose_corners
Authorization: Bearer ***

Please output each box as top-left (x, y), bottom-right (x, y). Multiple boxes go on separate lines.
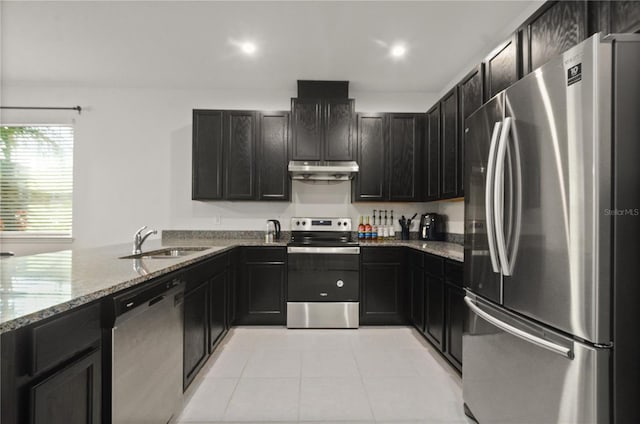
top-left (352, 335), bottom-right (377, 423)
top-left (219, 342), bottom-right (253, 421)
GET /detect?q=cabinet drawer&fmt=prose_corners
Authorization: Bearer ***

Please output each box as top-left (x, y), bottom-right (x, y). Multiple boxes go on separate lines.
top-left (361, 247), bottom-right (404, 264)
top-left (424, 253), bottom-right (444, 276)
top-left (185, 253), bottom-right (227, 287)
top-left (445, 260), bottom-right (463, 287)
top-left (30, 303), bottom-right (101, 375)
top-left (408, 249), bottom-right (424, 268)
top-left (244, 247), bottom-right (285, 263)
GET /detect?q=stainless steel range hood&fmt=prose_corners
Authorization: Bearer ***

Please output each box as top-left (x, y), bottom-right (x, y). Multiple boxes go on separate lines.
top-left (288, 161), bottom-right (359, 183)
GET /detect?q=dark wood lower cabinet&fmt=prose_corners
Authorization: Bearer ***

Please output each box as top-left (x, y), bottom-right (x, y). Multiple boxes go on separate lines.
top-left (424, 273), bottom-right (445, 350)
top-left (236, 247), bottom-right (286, 325)
top-left (30, 349), bottom-right (101, 424)
top-left (409, 264), bottom-right (425, 331)
top-left (444, 282), bottom-right (464, 372)
top-left (183, 280), bottom-right (209, 389)
top-left (0, 302), bottom-right (102, 424)
top-left (360, 248), bottom-right (405, 325)
top-left (209, 272), bottom-right (227, 353)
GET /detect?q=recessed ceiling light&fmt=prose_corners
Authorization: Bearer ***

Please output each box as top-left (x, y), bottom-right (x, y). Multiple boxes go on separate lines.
top-left (390, 44), bottom-right (406, 58)
top-left (241, 42), bottom-right (257, 55)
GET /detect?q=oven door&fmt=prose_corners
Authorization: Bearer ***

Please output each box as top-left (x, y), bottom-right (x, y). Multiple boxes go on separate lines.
top-left (287, 246), bottom-right (360, 301)
top-left (287, 246), bottom-right (360, 328)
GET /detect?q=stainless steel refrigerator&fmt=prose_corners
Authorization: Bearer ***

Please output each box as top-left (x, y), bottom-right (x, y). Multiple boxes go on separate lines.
top-left (463, 33), bottom-right (640, 424)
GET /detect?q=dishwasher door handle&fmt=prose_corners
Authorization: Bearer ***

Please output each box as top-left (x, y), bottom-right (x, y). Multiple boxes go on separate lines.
top-left (148, 295), bottom-right (165, 307)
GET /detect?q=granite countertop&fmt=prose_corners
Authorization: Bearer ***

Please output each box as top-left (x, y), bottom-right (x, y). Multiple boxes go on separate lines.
top-left (0, 234), bottom-right (461, 335)
top-left (358, 240), bottom-right (463, 262)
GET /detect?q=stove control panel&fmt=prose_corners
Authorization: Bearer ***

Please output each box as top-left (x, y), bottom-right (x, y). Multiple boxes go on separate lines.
top-left (290, 217), bottom-right (352, 232)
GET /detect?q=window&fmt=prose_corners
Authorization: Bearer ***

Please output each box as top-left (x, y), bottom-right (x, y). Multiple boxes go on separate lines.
top-left (0, 125), bottom-right (73, 237)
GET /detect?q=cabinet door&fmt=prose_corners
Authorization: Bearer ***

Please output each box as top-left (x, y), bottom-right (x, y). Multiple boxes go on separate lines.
top-left (291, 98), bottom-right (322, 160)
top-left (484, 35), bottom-right (519, 100)
top-left (388, 113), bottom-right (421, 201)
top-left (184, 280), bottom-right (209, 389)
top-left (424, 273), bottom-right (445, 350)
top-left (361, 262), bottom-right (405, 325)
top-left (444, 282), bottom-right (464, 372)
top-left (352, 113), bottom-right (387, 201)
top-left (609, 1), bottom-right (640, 33)
top-left (458, 65), bottom-right (484, 198)
top-left (440, 88), bottom-right (459, 199)
top-left (238, 263), bottom-right (286, 325)
top-left (192, 110), bottom-right (224, 200)
top-left (522, 1), bottom-right (587, 75)
top-left (30, 349), bottom-right (101, 424)
top-left (227, 248), bottom-right (240, 327)
top-left (424, 105), bottom-right (440, 201)
top-left (409, 264), bottom-right (425, 331)
top-left (324, 99), bottom-right (355, 161)
top-left (209, 272), bottom-right (227, 353)
top-left (223, 110), bottom-right (256, 200)
top-left (258, 111), bottom-right (290, 200)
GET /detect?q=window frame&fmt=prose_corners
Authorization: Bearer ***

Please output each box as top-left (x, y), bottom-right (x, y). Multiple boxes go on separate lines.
top-left (0, 123), bottom-right (74, 240)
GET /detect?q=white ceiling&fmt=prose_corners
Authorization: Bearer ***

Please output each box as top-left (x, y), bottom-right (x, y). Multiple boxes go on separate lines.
top-left (1, 1), bottom-right (543, 93)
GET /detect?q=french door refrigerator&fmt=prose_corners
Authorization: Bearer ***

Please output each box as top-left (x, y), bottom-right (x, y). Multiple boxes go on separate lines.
top-left (463, 33), bottom-right (640, 424)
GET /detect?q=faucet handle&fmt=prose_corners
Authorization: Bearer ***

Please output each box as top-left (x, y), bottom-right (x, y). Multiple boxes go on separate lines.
top-left (134, 225), bottom-right (147, 237)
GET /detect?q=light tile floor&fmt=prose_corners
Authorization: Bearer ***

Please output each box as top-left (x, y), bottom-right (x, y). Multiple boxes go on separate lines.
top-left (175, 327), bottom-right (474, 424)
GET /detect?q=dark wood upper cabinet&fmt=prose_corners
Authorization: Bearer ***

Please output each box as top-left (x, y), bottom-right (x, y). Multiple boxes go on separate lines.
top-left (223, 110), bottom-right (256, 200)
top-left (458, 65), bottom-right (485, 198)
top-left (325, 98), bottom-right (355, 161)
top-left (484, 34), bottom-right (520, 100)
top-left (352, 113), bottom-right (387, 201)
top-left (291, 98), bottom-right (355, 161)
top-left (193, 109), bottom-right (289, 201)
top-left (291, 98), bottom-right (323, 160)
top-left (521, 1), bottom-right (587, 75)
top-left (257, 111), bottom-right (290, 200)
top-left (609, 1), bottom-right (640, 33)
top-left (588, 1), bottom-right (640, 35)
top-left (388, 113), bottom-right (422, 201)
top-left (291, 98), bottom-right (354, 162)
top-left (352, 113), bottom-right (422, 202)
top-left (440, 87), bottom-right (459, 199)
top-left (192, 110), bottom-right (224, 200)
top-left (424, 105), bottom-right (440, 201)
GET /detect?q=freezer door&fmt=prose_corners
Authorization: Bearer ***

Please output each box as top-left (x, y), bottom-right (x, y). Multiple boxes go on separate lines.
top-left (500, 35), bottom-right (612, 343)
top-left (463, 94), bottom-right (504, 304)
top-left (463, 294), bottom-right (610, 424)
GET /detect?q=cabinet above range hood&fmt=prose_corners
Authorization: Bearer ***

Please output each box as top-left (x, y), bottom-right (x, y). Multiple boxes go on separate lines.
top-left (288, 161), bottom-right (359, 183)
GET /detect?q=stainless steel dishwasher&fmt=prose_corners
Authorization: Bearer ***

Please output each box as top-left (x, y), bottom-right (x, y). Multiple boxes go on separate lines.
top-left (111, 276), bottom-right (184, 424)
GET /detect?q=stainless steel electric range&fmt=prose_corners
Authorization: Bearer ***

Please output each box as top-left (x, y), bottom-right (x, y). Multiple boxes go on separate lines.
top-left (286, 217), bottom-right (359, 328)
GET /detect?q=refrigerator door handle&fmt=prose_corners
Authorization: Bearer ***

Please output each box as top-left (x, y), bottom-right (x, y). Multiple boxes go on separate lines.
top-left (494, 117), bottom-right (512, 276)
top-left (485, 122), bottom-right (502, 273)
top-left (464, 296), bottom-right (574, 359)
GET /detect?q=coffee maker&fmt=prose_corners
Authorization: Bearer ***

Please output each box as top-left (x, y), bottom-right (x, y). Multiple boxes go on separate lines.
top-left (419, 213), bottom-right (445, 241)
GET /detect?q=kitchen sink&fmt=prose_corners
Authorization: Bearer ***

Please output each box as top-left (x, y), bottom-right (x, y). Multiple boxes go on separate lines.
top-left (119, 247), bottom-right (210, 259)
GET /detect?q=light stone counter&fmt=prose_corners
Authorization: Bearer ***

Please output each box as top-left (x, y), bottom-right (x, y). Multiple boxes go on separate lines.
top-left (358, 240), bottom-right (463, 262)
top-left (0, 238), bottom-right (286, 334)
top-left (0, 234), bottom-right (461, 335)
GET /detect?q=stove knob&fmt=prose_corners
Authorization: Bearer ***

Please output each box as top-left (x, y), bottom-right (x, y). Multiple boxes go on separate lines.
top-left (302, 221), bottom-right (306, 226)
top-left (336, 280), bottom-right (344, 288)
top-left (296, 221), bottom-right (300, 226)
top-left (337, 222), bottom-right (342, 226)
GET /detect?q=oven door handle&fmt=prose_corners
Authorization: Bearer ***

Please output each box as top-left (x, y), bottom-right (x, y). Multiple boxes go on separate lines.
top-left (287, 246), bottom-right (361, 255)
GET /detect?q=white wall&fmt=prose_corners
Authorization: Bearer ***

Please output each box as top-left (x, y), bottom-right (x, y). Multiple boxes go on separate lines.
top-left (1, 84), bottom-right (463, 255)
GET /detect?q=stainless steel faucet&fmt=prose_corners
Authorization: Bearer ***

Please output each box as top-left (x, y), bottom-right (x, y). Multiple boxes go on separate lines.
top-left (132, 225), bottom-right (157, 254)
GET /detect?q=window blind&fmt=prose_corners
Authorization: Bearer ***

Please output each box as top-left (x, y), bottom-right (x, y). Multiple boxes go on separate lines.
top-left (0, 126), bottom-right (73, 237)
